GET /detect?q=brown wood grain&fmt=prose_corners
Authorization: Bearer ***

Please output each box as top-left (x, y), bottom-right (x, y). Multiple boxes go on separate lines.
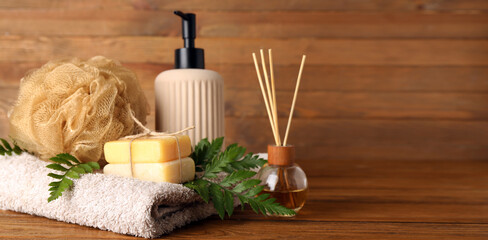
top-left (0, 0), bottom-right (482, 165)
top-left (1, 11), bottom-right (487, 38)
top-left (5, 113), bottom-right (486, 161)
top-left (0, 0), bottom-right (486, 11)
top-left (225, 117), bottom-right (488, 161)
top-left (3, 63), bottom-right (488, 92)
top-left (1, 159), bottom-right (488, 239)
top-left (225, 90), bottom-right (488, 120)
top-left (3, 86), bottom-right (488, 161)
top-left (0, 1), bottom-right (487, 239)
top-left (1, 37), bottom-right (487, 66)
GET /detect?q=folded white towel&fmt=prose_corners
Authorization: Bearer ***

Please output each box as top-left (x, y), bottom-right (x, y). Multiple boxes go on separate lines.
top-left (0, 153), bottom-right (217, 238)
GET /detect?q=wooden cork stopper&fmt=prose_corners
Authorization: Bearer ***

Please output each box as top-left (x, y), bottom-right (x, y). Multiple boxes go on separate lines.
top-left (268, 144), bottom-right (295, 166)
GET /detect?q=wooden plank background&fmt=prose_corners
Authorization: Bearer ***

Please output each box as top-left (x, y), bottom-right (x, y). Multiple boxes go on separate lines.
top-left (0, 0), bottom-right (487, 165)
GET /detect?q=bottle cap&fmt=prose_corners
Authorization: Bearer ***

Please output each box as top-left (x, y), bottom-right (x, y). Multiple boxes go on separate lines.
top-left (174, 11), bottom-right (205, 69)
top-left (268, 145), bottom-right (295, 166)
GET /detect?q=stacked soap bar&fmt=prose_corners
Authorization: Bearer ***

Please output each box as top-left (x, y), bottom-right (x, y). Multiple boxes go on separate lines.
top-left (103, 135), bottom-right (195, 183)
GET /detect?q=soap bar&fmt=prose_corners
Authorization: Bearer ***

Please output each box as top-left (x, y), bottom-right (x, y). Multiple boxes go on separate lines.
top-left (103, 157), bottom-right (195, 183)
top-left (104, 135), bottom-right (192, 164)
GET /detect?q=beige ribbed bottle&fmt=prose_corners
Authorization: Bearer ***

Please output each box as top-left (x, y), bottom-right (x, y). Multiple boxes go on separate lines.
top-left (155, 69), bottom-right (224, 145)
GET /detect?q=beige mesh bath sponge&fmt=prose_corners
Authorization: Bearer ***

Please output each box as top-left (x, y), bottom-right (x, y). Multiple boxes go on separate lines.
top-left (8, 56), bottom-right (149, 163)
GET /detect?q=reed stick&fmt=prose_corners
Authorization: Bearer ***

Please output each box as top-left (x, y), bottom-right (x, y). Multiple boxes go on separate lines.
top-left (283, 55), bottom-right (306, 146)
top-left (268, 49), bottom-right (281, 146)
top-left (259, 49), bottom-right (280, 145)
top-left (252, 53), bottom-right (280, 145)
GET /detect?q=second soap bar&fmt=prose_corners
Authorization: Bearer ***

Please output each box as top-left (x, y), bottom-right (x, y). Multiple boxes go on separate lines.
top-left (103, 157), bottom-right (195, 183)
top-left (104, 135), bottom-right (192, 164)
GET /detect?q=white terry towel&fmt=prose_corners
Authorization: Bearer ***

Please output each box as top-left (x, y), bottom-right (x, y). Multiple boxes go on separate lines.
top-left (0, 153), bottom-right (217, 238)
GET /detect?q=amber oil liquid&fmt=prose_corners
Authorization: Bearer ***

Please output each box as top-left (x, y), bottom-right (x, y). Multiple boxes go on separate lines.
top-left (262, 188), bottom-right (308, 214)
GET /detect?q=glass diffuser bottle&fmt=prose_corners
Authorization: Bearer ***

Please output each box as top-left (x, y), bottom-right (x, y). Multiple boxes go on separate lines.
top-left (257, 144), bottom-right (308, 216)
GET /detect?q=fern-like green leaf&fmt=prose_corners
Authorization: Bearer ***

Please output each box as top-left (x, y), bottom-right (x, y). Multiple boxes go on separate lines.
top-left (192, 137), bottom-right (224, 172)
top-left (0, 138), bottom-right (26, 156)
top-left (223, 189), bottom-right (234, 217)
top-left (232, 179), bottom-right (261, 193)
top-left (78, 163), bottom-right (94, 173)
top-left (57, 153), bottom-right (80, 164)
top-left (49, 157), bottom-right (73, 166)
top-left (184, 179), bottom-right (210, 203)
top-left (86, 161), bottom-right (100, 170)
top-left (245, 185), bottom-right (265, 198)
top-left (205, 137), bottom-right (224, 162)
top-left (13, 145), bottom-right (22, 155)
top-left (203, 153), bottom-right (233, 179)
top-left (209, 183), bottom-right (225, 219)
top-left (46, 163), bottom-right (68, 172)
top-left (47, 173), bottom-right (64, 179)
top-left (46, 153), bottom-right (99, 202)
top-left (230, 153), bottom-right (267, 171)
top-left (1, 139), bottom-right (12, 151)
top-left (65, 170), bottom-right (80, 179)
top-left (186, 137), bottom-right (296, 219)
top-left (220, 170), bottom-right (256, 187)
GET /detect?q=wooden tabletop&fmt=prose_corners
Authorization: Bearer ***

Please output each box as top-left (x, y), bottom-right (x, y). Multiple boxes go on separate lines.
top-left (1, 159), bottom-right (487, 239)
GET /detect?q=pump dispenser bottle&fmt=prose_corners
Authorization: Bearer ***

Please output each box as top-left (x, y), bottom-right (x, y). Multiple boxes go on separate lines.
top-left (155, 11), bottom-right (224, 144)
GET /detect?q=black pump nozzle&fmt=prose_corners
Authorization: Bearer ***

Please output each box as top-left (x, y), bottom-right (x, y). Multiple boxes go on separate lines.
top-left (174, 10), bottom-right (204, 69)
top-left (174, 11), bottom-right (196, 48)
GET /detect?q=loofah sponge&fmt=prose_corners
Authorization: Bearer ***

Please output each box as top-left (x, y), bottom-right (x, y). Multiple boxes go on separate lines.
top-left (8, 56), bottom-right (149, 163)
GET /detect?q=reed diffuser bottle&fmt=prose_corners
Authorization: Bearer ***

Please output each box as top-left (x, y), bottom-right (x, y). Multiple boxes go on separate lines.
top-left (257, 145), bottom-right (308, 215)
top-left (251, 49), bottom-right (308, 216)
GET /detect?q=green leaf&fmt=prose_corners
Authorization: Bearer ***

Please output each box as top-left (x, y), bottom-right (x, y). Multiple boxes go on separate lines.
top-left (66, 170), bottom-right (80, 179)
top-left (13, 145), bottom-right (22, 155)
top-left (255, 193), bottom-right (270, 201)
top-left (247, 197), bottom-right (296, 216)
top-left (78, 164), bottom-right (94, 173)
top-left (0, 138), bottom-right (26, 156)
top-left (233, 179), bottom-right (261, 193)
top-left (61, 177), bottom-right (73, 186)
top-left (47, 177), bottom-right (74, 202)
top-left (220, 170), bottom-right (256, 187)
top-left (203, 144), bottom-right (247, 179)
top-left (206, 137), bottom-right (224, 161)
top-left (185, 137), bottom-right (297, 219)
top-left (191, 137), bottom-right (224, 169)
top-left (71, 166), bottom-right (86, 174)
top-left (184, 179), bottom-right (210, 203)
top-left (48, 195), bottom-right (58, 202)
top-left (56, 153), bottom-right (80, 164)
top-left (203, 155), bottom-right (232, 179)
top-left (237, 195), bottom-right (248, 210)
top-left (231, 154), bottom-right (267, 170)
top-left (49, 157), bottom-right (73, 166)
top-left (86, 161), bottom-right (100, 170)
top-left (191, 138), bottom-right (210, 166)
top-left (248, 199), bottom-right (260, 214)
top-left (47, 173), bottom-right (64, 179)
top-left (245, 185), bottom-right (265, 198)
top-left (46, 163), bottom-right (68, 172)
top-left (46, 153), bottom-right (98, 202)
top-left (224, 144), bottom-right (246, 162)
top-left (1, 138), bottom-right (12, 151)
top-left (209, 183), bottom-right (225, 219)
top-left (48, 181), bottom-right (60, 187)
top-left (223, 190), bottom-right (234, 216)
